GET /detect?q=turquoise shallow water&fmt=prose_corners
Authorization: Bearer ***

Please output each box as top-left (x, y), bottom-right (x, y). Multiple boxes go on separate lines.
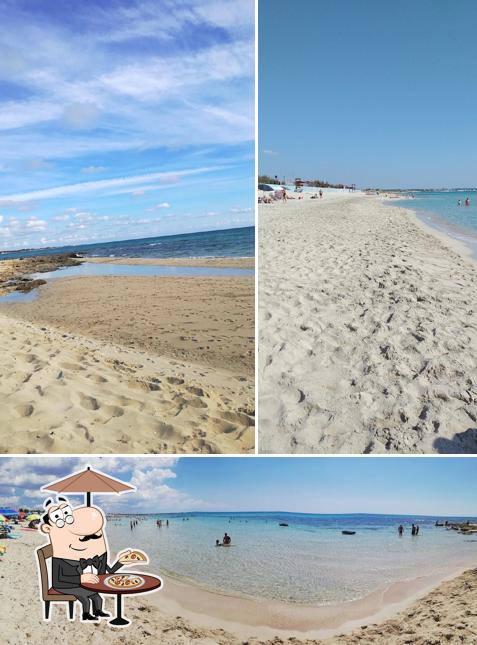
top-left (397, 191), bottom-right (477, 256)
top-left (105, 512), bottom-right (477, 605)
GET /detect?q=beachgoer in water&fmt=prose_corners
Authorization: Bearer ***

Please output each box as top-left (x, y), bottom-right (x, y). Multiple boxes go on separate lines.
top-left (416, 524), bottom-right (419, 535)
top-left (457, 199), bottom-right (462, 207)
top-left (398, 525), bottom-right (404, 536)
top-left (223, 532), bottom-right (231, 545)
top-left (465, 197), bottom-right (470, 206)
top-left (411, 524), bottom-right (416, 536)
top-left (215, 539), bottom-right (221, 547)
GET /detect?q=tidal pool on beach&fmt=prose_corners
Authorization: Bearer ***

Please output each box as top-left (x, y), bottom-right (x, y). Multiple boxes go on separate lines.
top-left (0, 262), bottom-right (254, 304)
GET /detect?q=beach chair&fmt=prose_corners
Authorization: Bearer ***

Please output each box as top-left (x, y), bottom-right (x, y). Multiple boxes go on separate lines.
top-left (36, 544), bottom-right (76, 620)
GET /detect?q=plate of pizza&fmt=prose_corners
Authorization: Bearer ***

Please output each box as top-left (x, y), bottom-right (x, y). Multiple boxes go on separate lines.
top-left (119, 549), bottom-right (149, 565)
top-left (105, 574), bottom-right (145, 590)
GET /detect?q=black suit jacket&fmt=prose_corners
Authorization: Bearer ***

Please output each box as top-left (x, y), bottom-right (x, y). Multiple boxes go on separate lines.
top-left (52, 553), bottom-right (123, 589)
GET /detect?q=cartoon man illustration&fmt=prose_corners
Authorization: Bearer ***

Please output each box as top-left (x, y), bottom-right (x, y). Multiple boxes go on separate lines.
top-left (40, 496), bottom-right (134, 621)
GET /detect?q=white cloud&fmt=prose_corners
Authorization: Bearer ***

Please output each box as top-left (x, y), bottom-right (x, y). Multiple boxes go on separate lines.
top-left (26, 217), bottom-right (47, 231)
top-left (61, 102), bottom-right (100, 130)
top-left (81, 166), bottom-right (107, 174)
top-left (0, 457), bottom-right (212, 513)
top-left (145, 202), bottom-right (170, 212)
top-left (0, 165), bottom-right (225, 203)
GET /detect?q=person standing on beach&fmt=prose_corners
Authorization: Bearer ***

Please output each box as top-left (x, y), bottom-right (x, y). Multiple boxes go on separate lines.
top-left (319, 189), bottom-right (323, 198)
top-left (282, 188), bottom-right (287, 203)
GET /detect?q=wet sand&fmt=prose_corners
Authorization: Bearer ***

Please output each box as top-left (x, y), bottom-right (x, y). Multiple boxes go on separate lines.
top-left (87, 256), bottom-right (254, 268)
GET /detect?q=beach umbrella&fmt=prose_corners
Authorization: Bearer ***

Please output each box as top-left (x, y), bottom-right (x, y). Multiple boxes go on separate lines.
top-left (26, 513), bottom-right (41, 521)
top-left (0, 508), bottom-right (17, 517)
top-left (42, 466), bottom-right (135, 507)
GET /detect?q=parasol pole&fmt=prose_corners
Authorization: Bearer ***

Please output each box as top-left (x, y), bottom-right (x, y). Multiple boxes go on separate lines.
top-left (86, 467), bottom-right (91, 506)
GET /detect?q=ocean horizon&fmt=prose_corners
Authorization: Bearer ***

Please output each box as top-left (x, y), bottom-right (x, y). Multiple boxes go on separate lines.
top-left (105, 511), bottom-right (477, 605)
top-left (0, 225), bottom-right (255, 262)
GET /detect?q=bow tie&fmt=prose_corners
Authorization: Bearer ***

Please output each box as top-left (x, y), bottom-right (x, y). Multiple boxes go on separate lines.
top-left (80, 555), bottom-right (101, 570)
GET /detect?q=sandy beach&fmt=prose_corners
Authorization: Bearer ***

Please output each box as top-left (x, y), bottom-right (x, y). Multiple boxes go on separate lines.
top-left (259, 192), bottom-right (477, 454)
top-left (2, 529), bottom-right (476, 645)
top-left (0, 258), bottom-right (254, 454)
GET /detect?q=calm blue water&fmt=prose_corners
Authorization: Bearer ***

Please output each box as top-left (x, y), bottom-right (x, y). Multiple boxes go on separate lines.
top-left (106, 512), bottom-right (477, 604)
top-left (398, 191), bottom-right (477, 252)
top-left (0, 226), bottom-right (254, 261)
top-left (31, 263), bottom-right (254, 280)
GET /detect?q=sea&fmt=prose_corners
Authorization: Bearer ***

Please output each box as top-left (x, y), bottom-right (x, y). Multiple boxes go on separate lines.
top-left (397, 190), bottom-right (477, 257)
top-left (105, 511), bottom-right (477, 605)
top-left (0, 226), bottom-right (255, 262)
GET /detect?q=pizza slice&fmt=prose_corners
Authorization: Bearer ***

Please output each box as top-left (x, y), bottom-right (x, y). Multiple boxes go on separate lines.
top-left (118, 549), bottom-right (149, 565)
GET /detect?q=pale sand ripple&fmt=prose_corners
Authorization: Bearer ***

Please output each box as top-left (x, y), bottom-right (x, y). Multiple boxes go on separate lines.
top-left (0, 314), bottom-right (254, 454)
top-left (259, 194), bottom-right (477, 453)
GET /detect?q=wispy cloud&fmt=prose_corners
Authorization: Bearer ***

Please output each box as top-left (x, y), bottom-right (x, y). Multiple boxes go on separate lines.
top-left (0, 165), bottom-right (226, 203)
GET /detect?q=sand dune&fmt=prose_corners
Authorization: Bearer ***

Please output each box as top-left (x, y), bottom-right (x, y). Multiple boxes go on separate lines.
top-left (0, 313), bottom-right (254, 454)
top-left (259, 194), bottom-right (477, 453)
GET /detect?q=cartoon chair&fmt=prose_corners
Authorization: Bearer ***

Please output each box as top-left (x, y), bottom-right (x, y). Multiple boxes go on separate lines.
top-left (37, 543), bottom-right (76, 620)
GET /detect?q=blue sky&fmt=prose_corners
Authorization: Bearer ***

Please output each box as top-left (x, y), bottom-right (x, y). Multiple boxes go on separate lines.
top-left (1, 457), bottom-right (476, 516)
top-left (0, 0), bottom-right (254, 250)
top-left (259, 0), bottom-right (477, 188)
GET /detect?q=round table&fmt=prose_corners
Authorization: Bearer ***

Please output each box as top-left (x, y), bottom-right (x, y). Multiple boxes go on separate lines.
top-left (81, 573), bottom-right (162, 626)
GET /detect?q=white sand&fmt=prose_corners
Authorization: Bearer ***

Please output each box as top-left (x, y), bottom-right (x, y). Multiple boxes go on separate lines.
top-left (0, 313), bottom-right (254, 454)
top-left (259, 193), bottom-right (477, 453)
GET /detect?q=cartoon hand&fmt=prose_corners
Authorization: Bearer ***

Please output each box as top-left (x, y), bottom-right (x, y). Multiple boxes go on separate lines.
top-left (81, 573), bottom-right (99, 584)
top-left (118, 549), bottom-right (131, 564)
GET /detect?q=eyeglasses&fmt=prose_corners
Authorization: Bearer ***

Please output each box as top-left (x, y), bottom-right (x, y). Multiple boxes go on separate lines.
top-left (53, 514), bottom-right (74, 528)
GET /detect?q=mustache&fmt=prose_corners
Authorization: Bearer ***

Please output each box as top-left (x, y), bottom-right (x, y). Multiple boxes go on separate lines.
top-left (78, 533), bottom-right (102, 542)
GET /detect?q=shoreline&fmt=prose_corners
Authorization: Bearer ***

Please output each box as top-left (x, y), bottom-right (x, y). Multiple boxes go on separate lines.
top-left (380, 194), bottom-right (477, 266)
top-left (259, 193), bottom-right (477, 453)
top-left (153, 565), bottom-right (473, 640)
top-left (3, 530), bottom-right (477, 644)
top-left (85, 256), bottom-right (255, 269)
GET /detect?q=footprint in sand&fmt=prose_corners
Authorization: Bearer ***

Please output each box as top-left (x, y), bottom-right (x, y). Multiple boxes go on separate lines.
top-left (186, 386), bottom-right (205, 397)
top-left (220, 411), bottom-right (254, 427)
top-left (79, 393), bottom-right (100, 411)
top-left (101, 404), bottom-right (124, 419)
top-left (166, 376), bottom-right (185, 385)
top-left (15, 403), bottom-right (34, 418)
top-left (60, 362), bottom-right (85, 372)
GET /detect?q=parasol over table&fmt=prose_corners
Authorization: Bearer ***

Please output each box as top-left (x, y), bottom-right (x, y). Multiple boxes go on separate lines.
top-left (42, 466), bottom-right (135, 506)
